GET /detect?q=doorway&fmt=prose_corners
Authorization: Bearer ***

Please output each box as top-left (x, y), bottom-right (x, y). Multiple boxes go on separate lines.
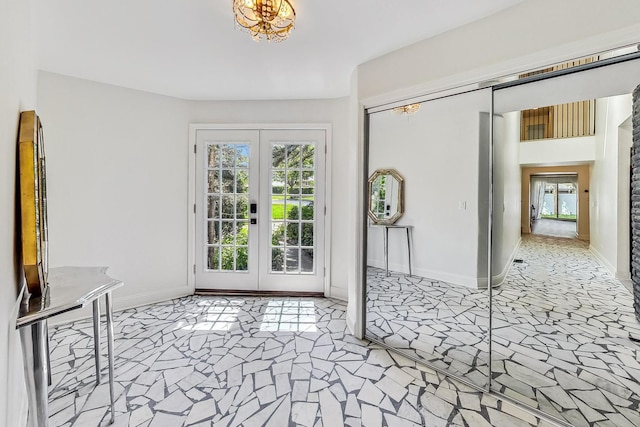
top-left (530, 174), bottom-right (578, 238)
top-left (194, 128), bottom-right (326, 293)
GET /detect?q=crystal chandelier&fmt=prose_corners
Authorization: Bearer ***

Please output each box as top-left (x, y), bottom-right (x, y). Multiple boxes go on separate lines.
top-left (393, 104), bottom-right (421, 115)
top-left (233, 0), bottom-right (296, 43)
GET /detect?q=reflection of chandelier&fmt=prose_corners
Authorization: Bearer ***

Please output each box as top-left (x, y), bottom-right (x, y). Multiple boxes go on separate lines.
top-left (392, 103), bottom-right (421, 115)
top-left (233, 0), bottom-right (296, 43)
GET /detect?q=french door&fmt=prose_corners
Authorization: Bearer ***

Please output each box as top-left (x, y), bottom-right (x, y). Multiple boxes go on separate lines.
top-left (194, 128), bottom-right (326, 292)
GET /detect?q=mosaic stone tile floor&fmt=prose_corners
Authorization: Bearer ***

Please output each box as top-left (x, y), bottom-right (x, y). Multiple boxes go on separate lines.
top-left (47, 296), bottom-right (552, 426)
top-left (366, 268), bottom-right (490, 389)
top-left (492, 235), bottom-right (640, 427)
top-left (366, 234), bottom-right (640, 427)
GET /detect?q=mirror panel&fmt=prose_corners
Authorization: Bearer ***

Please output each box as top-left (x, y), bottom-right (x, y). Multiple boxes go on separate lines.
top-left (365, 88), bottom-right (492, 389)
top-left (490, 55), bottom-right (640, 425)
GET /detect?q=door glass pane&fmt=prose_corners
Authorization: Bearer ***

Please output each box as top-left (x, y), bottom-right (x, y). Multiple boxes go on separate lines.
top-left (207, 145), bottom-right (219, 168)
top-left (302, 171), bottom-right (314, 195)
top-left (272, 144), bottom-right (286, 168)
top-left (205, 143), bottom-right (251, 273)
top-left (207, 171), bottom-right (219, 193)
top-left (207, 196), bottom-right (219, 219)
top-left (286, 171), bottom-right (301, 195)
top-left (221, 170), bottom-right (234, 193)
top-left (301, 249), bottom-right (313, 273)
top-left (220, 144), bottom-right (234, 168)
top-left (286, 247), bottom-right (300, 272)
top-left (287, 145), bottom-right (301, 168)
top-left (542, 184), bottom-right (557, 217)
top-left (236, 196), bottom-right (248, 219)
top-left (269, 142), bottom-right (316, 275)
top-left (236, 170), bottom-right (249, 193)
top-left (207, 247), bottom-right (219, 270)
top-left (272, 248), bottom-right (284, 272)
top-left (207, 221), bottom-right (220, 244)
top-left (221, 196), bottom-right (235, 219)
top-left (236, 144), bottom-right (249, 167)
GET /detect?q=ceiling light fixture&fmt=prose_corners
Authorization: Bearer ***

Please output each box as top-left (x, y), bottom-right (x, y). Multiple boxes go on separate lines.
top-left (393, 103), bottom-right (421, 115)
top-left (233, 0), bottom-right (296, 43)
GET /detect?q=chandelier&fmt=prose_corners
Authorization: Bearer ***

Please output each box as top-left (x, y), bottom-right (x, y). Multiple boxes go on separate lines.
top-left (233, 0), bottom-right (296, 43)
top-left (393, 103), bottom-right (421, 115)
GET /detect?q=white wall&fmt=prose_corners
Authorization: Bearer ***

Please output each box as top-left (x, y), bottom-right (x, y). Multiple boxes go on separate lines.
top-left (38, 72), bottom-right (192, 316)
top-left (590, 94), bottom-right (632, 278)
top-left (520, 136), bottom-right (596, 166)
top-left (367, 90), bottom-right (490, 288)
top-left (491, 112), bottom-right (522, 283)
top-left (0, 0), bottom-right (37, 424)
top-left (36, 72), bottom-right (351, 317)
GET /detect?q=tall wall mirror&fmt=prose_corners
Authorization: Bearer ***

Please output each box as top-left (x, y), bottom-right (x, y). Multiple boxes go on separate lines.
top-left (490, 51), bottom-right (640, 426)
top-left (365, 88), bottom-right (493, 389)
top-left (364, 48), bottom-right (640, 425)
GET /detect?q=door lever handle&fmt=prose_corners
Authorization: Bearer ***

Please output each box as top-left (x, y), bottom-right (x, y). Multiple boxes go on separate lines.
top-left (250, 218), bottom-right (257, 225)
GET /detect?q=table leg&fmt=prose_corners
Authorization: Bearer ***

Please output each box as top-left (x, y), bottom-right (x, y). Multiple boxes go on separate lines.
top-left (406, 227), bottom-right (412, 277)
top-left (92, 299), bottom-right (101, 384)
top-left (20, 321), bottom-right (49, 427)
top-left (45, 320), bottom-right (52, 386)
top-left (384, 226), bottom-right (389, 277)
top-left (105, 292), bottom-right (116, 423)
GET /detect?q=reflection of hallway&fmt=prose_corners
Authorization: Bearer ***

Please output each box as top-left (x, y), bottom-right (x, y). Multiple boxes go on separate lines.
top-left (530, 218), bottom-right (576, 239)
top-left (493, 234), bottom-right (640, 426)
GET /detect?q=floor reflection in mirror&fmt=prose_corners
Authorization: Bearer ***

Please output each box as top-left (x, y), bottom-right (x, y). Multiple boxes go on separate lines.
top-left (492, 234), bottom-right (640, 427)
top-left (366, 269), bottom-right (490, 388)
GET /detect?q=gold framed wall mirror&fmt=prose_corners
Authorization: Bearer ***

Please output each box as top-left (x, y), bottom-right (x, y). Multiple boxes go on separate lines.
top-left (18, 110), bottom-right (49, 296)
top-left (367, 168), bottom-right (404, 225)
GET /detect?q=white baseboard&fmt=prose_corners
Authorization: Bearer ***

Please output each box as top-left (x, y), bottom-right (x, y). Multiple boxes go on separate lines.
top-left (492, 237), bottom-right (522, 287)
top-left (329, 285), bottom-right (347, 301)
top-left (346, 309), bottom-right (359, 338)
top-left (368, 259), bottom-right (481, 289)
top-left (589, 245), bottom-right (616, 277)
top-left (48, 285), bottom-right (193, 327)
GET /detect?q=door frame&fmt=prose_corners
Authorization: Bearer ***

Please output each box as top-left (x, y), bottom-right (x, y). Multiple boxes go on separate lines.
top-left (188, 123), bottom-right (333, 296)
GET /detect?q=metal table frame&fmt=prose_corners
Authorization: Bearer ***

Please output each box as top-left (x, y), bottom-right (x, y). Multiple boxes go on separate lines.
top-left (17, 267), bottom-right (123, 427)
top-left (374, 224), bottom-right (413, 277)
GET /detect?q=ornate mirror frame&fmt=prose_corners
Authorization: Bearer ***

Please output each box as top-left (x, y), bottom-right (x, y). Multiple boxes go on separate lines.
top-left (367, 168), bottom-right (405, 225)
top-left (19, 110), bottom-right (49, 296)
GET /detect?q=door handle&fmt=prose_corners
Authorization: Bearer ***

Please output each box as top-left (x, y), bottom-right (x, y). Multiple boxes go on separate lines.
top-left (250, 218), bottom-right (257, 225)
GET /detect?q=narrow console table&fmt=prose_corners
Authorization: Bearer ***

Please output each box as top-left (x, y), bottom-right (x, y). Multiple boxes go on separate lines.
top-left (372, 224), bottom-right (413, 277)
top-left (17, 266), bottom-right (123, 427)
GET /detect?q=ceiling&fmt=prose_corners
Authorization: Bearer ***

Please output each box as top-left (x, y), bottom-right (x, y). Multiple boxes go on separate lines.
top-left (34, 0), bottom-right (525, 100)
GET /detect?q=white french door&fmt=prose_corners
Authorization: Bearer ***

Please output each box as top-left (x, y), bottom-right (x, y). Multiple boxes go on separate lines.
top-left (194, 128), bottom-right (326, 292)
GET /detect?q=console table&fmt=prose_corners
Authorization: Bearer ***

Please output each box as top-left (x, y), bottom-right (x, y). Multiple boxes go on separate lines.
top-left (372, 224), bottom-right (413, 277)
top-left (17, 266), bottom-right (123, 427)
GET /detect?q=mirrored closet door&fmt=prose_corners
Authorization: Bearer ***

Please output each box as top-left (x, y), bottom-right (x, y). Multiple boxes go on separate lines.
top-left (490, 51), bottom-right (640, 426)
top-left (364, 88), bottom-right (492, 389)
